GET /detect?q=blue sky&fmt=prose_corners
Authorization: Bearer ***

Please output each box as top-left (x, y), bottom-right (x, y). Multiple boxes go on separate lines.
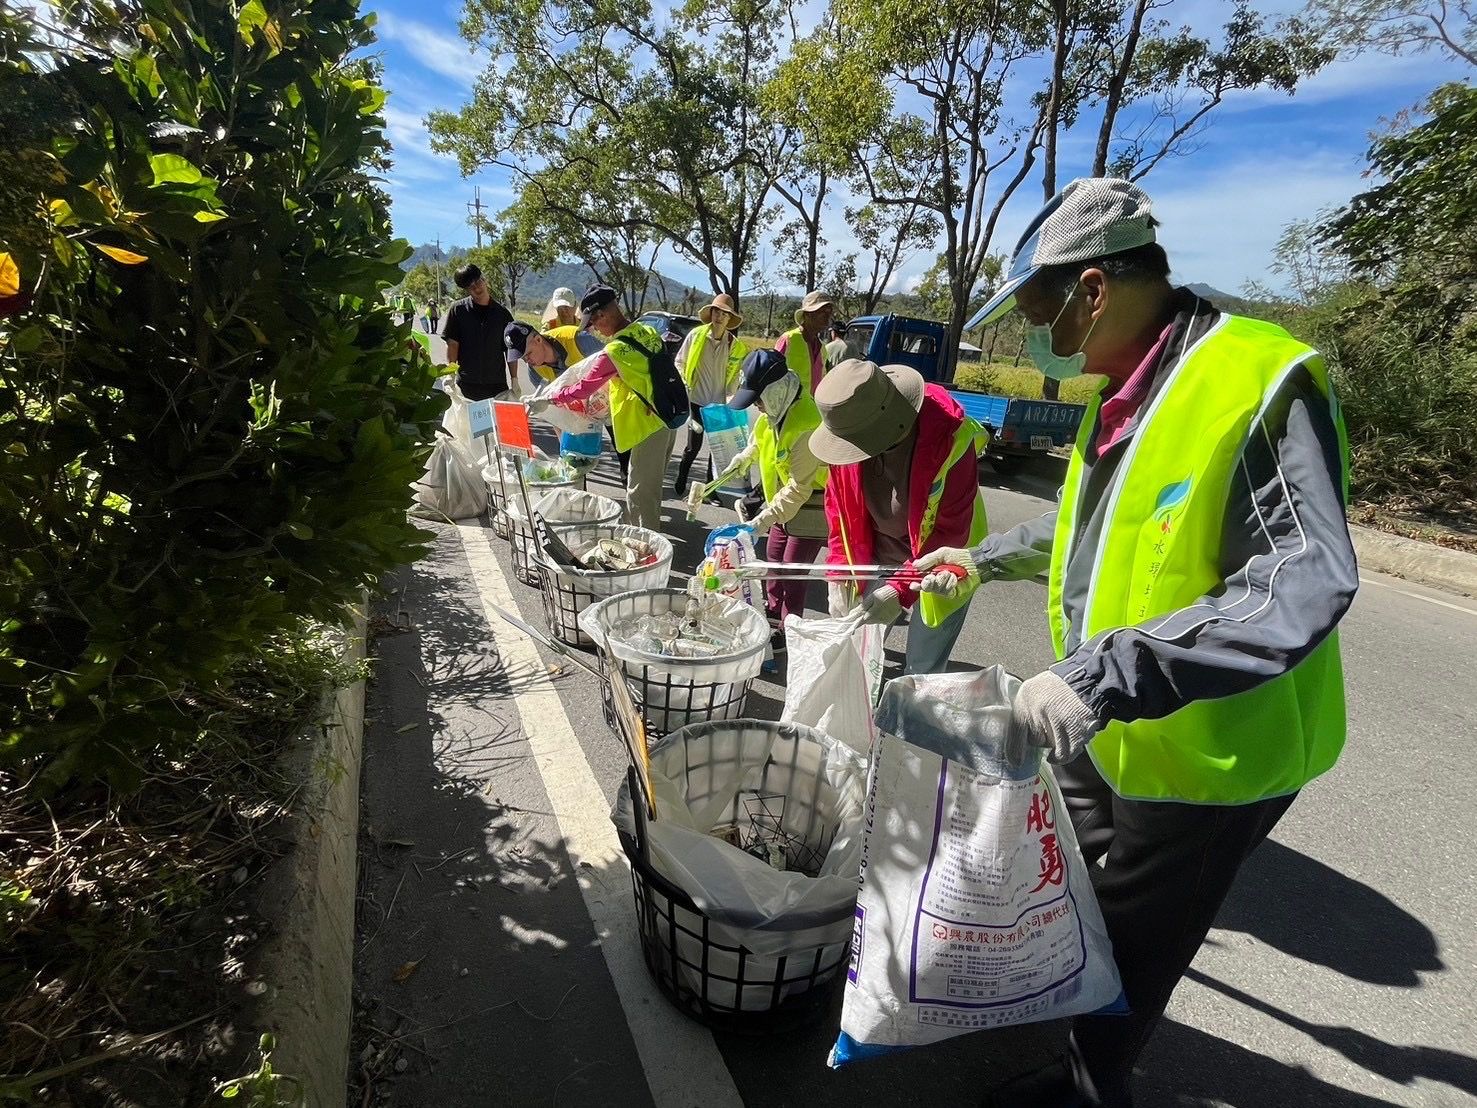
top-left (367, 0), bottom-right (1472, 298)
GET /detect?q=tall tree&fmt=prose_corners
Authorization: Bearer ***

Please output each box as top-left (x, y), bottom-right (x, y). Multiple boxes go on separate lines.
top-left (429, 0), bottom-right (794, 299)
top-left (1304, 0), bottom-right (1474, 66)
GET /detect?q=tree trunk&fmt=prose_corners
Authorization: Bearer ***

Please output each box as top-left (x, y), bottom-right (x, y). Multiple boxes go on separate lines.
top-left (1094, 0), bottom-right (1150, 176)
top-left (1043, 0), bottom-right (1069, 198)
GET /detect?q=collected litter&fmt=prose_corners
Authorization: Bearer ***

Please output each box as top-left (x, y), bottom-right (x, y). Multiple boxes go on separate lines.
top-left (605, 594), bottom-right (751, 660)
top-left (708, 791), bottom-right (828, 876)
top-left (571, 535), bottom-right (662, 572)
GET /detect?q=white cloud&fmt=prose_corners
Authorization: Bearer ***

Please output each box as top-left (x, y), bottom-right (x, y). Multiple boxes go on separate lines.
top-left (1224, 47), bottom-right (1472, 112)
top-left (378, 11), bottom-right (489, 82)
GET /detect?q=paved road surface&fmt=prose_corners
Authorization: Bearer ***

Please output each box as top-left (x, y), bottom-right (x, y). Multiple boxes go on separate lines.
top-left (352, 356), bottom-right (1477, 1106)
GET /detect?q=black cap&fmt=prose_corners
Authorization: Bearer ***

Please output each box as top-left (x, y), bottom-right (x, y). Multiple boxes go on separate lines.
top-left (729, 349), bottom-right (790, 410)
top-left (504, 320), bottom-right (536, 360)
top-left (578, 284), bottom-right (618, 329)
top-left (454, 262), bottom-right (483, 290)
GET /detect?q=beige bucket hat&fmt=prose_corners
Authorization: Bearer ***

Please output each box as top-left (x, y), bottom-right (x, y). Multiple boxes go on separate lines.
top-left (809, 359), bottom-right (925, 465)
top-left (699, 292), bottom-right (743, 327)
top-left (793, 289), bottom-right (835, 327)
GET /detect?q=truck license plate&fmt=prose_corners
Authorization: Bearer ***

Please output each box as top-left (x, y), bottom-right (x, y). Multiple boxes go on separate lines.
top-left (1030, 435), bottom-right (1052, 451)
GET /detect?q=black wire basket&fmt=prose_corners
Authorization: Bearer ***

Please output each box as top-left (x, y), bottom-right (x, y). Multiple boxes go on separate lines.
top-left (536, 525), bottom-right (674, 646)
top-left (614, 718), bottom-right (861, 1033)
top-left (586, 588), bottom-right (768, 741)
top-left (505, 490), bottom-right (620, 588)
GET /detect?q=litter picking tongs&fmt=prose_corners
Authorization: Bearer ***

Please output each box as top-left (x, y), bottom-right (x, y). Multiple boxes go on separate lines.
top-left (486, 600), bottom-right (656, 819)
top-left (693, 560), bottom-right (965, 590)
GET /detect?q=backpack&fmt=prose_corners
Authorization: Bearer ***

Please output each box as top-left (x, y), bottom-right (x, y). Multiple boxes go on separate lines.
top-left (611, 331), bottom-right (690, 430)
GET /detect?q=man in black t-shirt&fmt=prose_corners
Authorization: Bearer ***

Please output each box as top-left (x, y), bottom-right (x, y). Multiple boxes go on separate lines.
top-left (440, 263), bottom-right (514, 401)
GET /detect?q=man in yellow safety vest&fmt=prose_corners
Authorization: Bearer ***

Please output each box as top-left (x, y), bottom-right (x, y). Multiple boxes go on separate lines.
top-left (537, 284), bottom-right (678, 530)
top-left (915, 178), bottom-right (1358, 1106)
top-left (775, 289), bottom-right (833, 398)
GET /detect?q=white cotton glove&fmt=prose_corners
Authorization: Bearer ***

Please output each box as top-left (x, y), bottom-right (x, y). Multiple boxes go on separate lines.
top-left (525, 396), bottom-right (551, 415)
top-left (1008, 671), bottom-right (1100, 766)
top-left (912, 546), bottom-right (982, 598)
top-left (748, 507), bottom-right (777, 533)
top-left (849, 585), bottom-right (903, 628)
top-left (827, 582), bottom-right (853, 618)
top-left (686, 482), bottom-right (706, 517)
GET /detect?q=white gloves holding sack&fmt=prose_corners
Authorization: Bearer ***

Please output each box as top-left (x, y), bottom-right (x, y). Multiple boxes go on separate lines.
top-left (1008, 671), bottom-right (1100, 765)
top-left (849, 585), bottom-right (903, 628)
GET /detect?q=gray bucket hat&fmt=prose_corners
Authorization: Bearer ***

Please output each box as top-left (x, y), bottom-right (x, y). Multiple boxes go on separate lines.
top-left (965, 177), bottom-right (1157, 329)
top-left (809, 359), bottom-right (925, 465)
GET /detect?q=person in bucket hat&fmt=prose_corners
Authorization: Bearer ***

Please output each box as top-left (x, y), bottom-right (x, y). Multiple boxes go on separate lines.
top-left (913, 178), bottom-right (1358, 1108)
top-left (812, 358), bottom-right (989, 675)
top-left (775, 289), bottom-right (834, 398)
top-left (672, 292), bottom-right (750, 497)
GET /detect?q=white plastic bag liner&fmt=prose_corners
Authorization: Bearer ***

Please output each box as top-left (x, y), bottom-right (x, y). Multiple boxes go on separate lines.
top-left (538, 525), bottom-right (674, 645)
top-left (580, 588), bottom-right (768, 735)
top-left (781, 616), bottom-right (885, 756)
top-left (439, 378), bottom-right (474, 450)
top-left (830, 667), bottom-right (1125, 1067)
top-left (536, 353), bottom-right (611, 432)
top-left (412, 434), bottom-right (487, 521)
top-left (612, 721), bottom-right (867, 1005)
top-left (506, 486), bottom-right (621, 528)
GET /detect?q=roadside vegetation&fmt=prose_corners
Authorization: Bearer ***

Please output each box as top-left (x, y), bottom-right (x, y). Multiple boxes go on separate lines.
top-left (0, 0), bottom-right (436, 1098)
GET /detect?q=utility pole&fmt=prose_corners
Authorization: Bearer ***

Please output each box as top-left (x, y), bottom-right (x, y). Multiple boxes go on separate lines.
top-left (466, 186), bottom-right (486, 248)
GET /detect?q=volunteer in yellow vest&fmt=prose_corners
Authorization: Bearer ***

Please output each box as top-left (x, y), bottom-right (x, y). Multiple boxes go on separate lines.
top-left (809, 358), bottom-right (989, 675)
top-left (774, 289), bottom-right (833, 397)
top-left (536, 284), bottom-right (678, 530)
top-left (915, 178), bottom-right (1358, 1108)
top-left (503, 320), bottom-right (603, 390)
top-left (673, 292), bottom-right (749, 497)
top-left (541, 286), bottom-right (578, 329)
top-left (688, 350), bottom-right (829, 639)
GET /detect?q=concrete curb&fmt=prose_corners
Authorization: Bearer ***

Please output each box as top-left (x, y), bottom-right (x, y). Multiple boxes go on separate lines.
top-left (248, 600), bottom-right (368, 1107)
top-left (1351, 524), bottom-right (1477, 599)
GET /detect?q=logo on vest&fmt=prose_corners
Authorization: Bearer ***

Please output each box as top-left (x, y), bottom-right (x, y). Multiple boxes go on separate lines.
top-left (1153, 477), bottom-right (1193, 535)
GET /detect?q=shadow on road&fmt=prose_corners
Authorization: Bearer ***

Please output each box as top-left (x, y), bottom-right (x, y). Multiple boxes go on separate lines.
top-left (1213, 839), bottom-right (1442, 987)
top-left (1140, 1017), bottom-right (1406, 1107)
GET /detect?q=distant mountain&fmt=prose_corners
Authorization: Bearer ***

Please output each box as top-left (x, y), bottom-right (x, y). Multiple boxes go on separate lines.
top-left (1183, 282), bottom-right (1248, 308)
top-left (401, 244), bottom-right (706, 309)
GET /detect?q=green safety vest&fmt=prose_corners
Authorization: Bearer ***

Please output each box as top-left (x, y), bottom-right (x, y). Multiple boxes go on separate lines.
top-left (753, 394), bottom-right (828, 502)
top-left (835, 417), bottom-right (990, 627)
top-left (1049, 314), bottom-right (1351, 804)
top-left (682, 324), bottom-right (748, 396)
top-left (603, 321), bottom-right (669, 452)
top-left (780, 328), bottom-right (820, 398)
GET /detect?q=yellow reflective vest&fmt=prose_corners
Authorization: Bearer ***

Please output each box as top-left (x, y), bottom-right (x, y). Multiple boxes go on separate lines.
top-left (603, 321), bottom-right (669, 452)
top-left (1049, 315), bottom-right (1350, 804)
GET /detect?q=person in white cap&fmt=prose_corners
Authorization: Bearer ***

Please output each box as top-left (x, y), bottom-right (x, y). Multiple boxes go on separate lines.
top-left (673, 292), bottom-right (749, 497)
top-left (775, 289), bottom-right (834, 398)
top-left (809, 357), bottom-right (989, 675)
top-left (541, 286), bottom-right (578, 330)
top-left (913, 178), bottom-right (1358, 1107)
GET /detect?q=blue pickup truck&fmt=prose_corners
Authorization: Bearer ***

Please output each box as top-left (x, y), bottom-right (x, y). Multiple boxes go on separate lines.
top-left (842, 314), bottom-right (1086, 474)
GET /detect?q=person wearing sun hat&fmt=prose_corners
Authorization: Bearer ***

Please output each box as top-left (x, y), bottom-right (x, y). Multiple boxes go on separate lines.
top-left (810, 358), bottom-right (989, 675)
top-left (672, 292), bottom-right (750, 497)
top-left (775, 289), bottom-right (834, 398)
top-left (540, 286), bottom-right (578, 329)
top-left (909, 177), bottom-right (1357, 1108)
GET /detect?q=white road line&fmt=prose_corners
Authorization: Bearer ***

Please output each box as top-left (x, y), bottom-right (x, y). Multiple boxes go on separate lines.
top-left (457, 522), bottom-right (744, 1108)
top-left (1358, 575), bottom-right (1477, 618)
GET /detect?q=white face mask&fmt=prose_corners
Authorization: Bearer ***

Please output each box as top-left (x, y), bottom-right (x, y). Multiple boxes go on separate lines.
top-left (759, 375), bottom-right (800, 422)
top-left (1024, 285), bottom-right (1099, 381)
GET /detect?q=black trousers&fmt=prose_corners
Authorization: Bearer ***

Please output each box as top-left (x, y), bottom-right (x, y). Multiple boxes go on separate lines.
top-left (1055, 754), bottom-right (1297, 1107)
top-left (676, 403), bottom-right (709, 483)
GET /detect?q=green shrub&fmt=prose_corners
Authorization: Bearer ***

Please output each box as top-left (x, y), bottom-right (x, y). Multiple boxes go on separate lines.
top-left (0, 0), bottom-right (443, 786)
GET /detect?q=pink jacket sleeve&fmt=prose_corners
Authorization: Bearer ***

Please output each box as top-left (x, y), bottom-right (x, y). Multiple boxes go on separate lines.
top-left (548, 350), bottom-right (617, 405)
